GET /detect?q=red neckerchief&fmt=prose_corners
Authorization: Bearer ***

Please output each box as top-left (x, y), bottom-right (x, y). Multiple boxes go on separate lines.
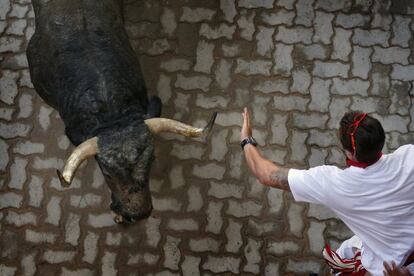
top-left (346, 153), bottom-right (383, 168)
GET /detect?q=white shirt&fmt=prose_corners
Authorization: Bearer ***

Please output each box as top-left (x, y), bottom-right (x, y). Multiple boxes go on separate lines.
top-left (288, 144), bottom-right (414, 276)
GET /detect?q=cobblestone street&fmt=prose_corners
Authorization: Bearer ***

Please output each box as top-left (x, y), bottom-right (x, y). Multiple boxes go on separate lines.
top-left (1, 0), bottom-right (414, 275)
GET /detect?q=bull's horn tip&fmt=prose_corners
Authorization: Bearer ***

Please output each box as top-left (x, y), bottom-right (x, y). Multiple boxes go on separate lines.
top-left (203, 112), bottom-right (218, 133)
top-left (56, 170), bottom-right (71, 187)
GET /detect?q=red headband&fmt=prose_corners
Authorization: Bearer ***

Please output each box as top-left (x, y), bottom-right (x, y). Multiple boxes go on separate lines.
top-left (347, 113), bottom-right (367, 153)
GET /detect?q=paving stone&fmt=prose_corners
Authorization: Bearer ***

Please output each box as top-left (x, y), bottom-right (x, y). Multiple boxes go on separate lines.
top-left (19, 70), bottom-right (34, 88)
top-left (293, 112), bottom-right (328, 129)
top-left (276, 26), bottom-right (313, 45)
top-left (254, 78), bottom-right (289, 94)
top-left (65, 213), bottom-right (81, 246)
top-left (195, 94), bottom-right (229, 111)
top-left (146, 39), bottom-right (171, 55)
top-left (251, 95), bottom-right (270, 127)
top-left (391, 65), bottom-right (414, 81)
top-left (267, 186), bottom-right (284, 214)
top-left (291, 68), bottom-right (311, 94)
top-left (256, 26), bottom-right (274, 57)
top-left (0, 139), bottom-right (9, 171)
top-left (0, 1), bottom-right (11, 19)
top-left (308, 204), bottom-right (339, 220)
top-left (102, 252), bottom-right (117, 276)
top-left (208, 181), bottom-right (244, 199)
top-left (209, 129), bottom-right (228, 161)
top-left (205, 201), bottom-right (223, 234)
top-left (286, 259), bottom-right (321, 273)
top-left (389, 80), bottom-right (411, 115)
top-left (17, 92), bottom-right (33, 118)
top-left (70, 193), bottom-right (102, 208)
top-left (167, 165), bottom-right (184, 189)
top-left (10, 3), bottom-right (29, 18)
top-left (273, 95), bottom-right (309, 112)
top-left (372, 46), bottom-right (410, 65)
top-left (163, 236), bottom-right (181, 270)
top-left (225, 218), bottom-right (243, 252)
top-left (199, 23), bottom-right (235, 39)
top-left (260, 10), bottom-right (295, 26)
top-left (352, 46), bottom-right (372, 79)
top-left (0, 265), bottom-right (16, 276)
top-left (295, 0), bottom-right (314, 27)
top-left (297, 44), bottom-right (328, 60)
top-left (332, 28), bottom-right (352, 61)
top-left (0, 70), bottom-right (19, 104)
top-left (25, 229), bottom-right (56, 243)
top-left (308, 129), bottom-right (338, 147)
top-left (157, 74), bottom-right (172, 104)
top-left (180, 7), bottom-right (215, 23)
top-left (32, 156), bottom-right (64, 170)
top-left (315, 0), bottom-right (351, 11)
top-left (220, 0), bottom-right (236, 22)
top-left (308, 147), bottom-right (328, 167)
top-left (235, 58), bottom-right (272, 76)
top-left (328, 147), bottom-right (345, 166)
top-left (391, 16), bottom-right (411, 47)
top-left (0, 192), bottom-right (22, 209)
top-left (248, 175), bottom-right (266, 199)
top-left (168, 218), bottom-right (198, 231)
top-left (187, 185), bottom-right (203, 212)
top-left (214, 59), bottom-right (232, 90)
top-left (194, 40), bottom-right (214, 74)
top-left (8, 157), bottom-right (27, 189)
top-left (45, 196), bottom-right (62, 226)
top-left (309, 78), bottom-right (331, 112)
top-left (313, 11), bottom-right (334, 44)
top-left (192, 163), bottom-right (225, 180)
top-left (173, 92), bottom-right (191, 115)
top-left (332, 78), bottom-right (369, 96)
top-left (220, 42), bottom-right (241, 57)
top-left (38, 106), bottom-right (53, 130)
top-left (5, 211), bottom-right (36, 226)
top-left (6, 18), bottom-right (26, 36)
top-left (21, 252), bottom-right (36, 276)
top-left (335, 13), bottom-right (369, 28)
top-left (226, 199), bottom-right (262, 217)
top-left (105, 232), bottom-right (122, 246)
top-left (153, 197), bottom-right (181, 212)
top-left (371, 13), bottom-right (392, 31)
top-left (353, 29), bottom-right (389, 46)
top-left (239, 0), bottom-right (274, 8)
top-left (267, 240), bottom-right (300, 255)
top-left (273, 44), bottom-right (293, 76)
top-left (265, 262), bottom-right (280, 276)
top-left (189, 237), bottom-right (220, 252)
top-left (313, 61), bottom-right (349, 78)
top-left (175, 73), bottom-right (211, 92)
top-left (237, 10), bottom-right (255, 41)
top-left (0, 36), bottom-right (23, 53)
top-left (83, 231), bottom-right (99, 264)
top-left (128, 253), bottom-right (159, 266)
top-left (248, 219), bottom-right (283, 237)
top-left (308, 220), bottom-right (326, 254)
top-left (287, 202), bottom-right (305, 237)
top-left (328, 97), bottom-right (351, 129)
top-left (0, 107), bottom-right (14, 120)
top-left (14, 141), bottom-right (44, 155)
top-left (88, 213), bottom-right (116, 228)
top-left (290, 131), bottom-right (309, 163)
top-left (160, 58), bottom-right (191, 72)
top-left (28, 175), bottom-right (43, 207)
top-left (171, 143), bottom-right (204, 160)
top-left (182, 255), bottom-right (201, 276)
top-left (269, 113), bottom-right (288, 145)
top-left (243, 238), bottom-right (262, 274)
top-left (202, 255), bottom-right (240, 274)
top-left (159, 8), bottom-right (176, 37)
top-left (371, 69), bottom-right (390, 96)
top-left (61, 268), bottom-right (94, 276)
top-left (375, 114), bottom-right (409, 132)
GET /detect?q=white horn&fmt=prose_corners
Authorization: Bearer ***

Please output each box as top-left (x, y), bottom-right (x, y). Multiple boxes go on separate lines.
top-left (57, 136), bottom-right (99, 187)
top-left (145, 112), bottom-right (217, 137)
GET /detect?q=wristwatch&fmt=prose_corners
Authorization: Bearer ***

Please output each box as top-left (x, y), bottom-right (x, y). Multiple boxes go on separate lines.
top-left (241, 136), bottom-right (258, 150)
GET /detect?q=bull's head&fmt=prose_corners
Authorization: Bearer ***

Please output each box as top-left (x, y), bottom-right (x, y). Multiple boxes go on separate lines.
top-left (57, 113), bottom-right (217, 223)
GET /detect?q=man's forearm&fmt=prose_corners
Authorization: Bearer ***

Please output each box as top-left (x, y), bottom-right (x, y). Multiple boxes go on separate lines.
top-left (243, 144), bottom-right (290, 191)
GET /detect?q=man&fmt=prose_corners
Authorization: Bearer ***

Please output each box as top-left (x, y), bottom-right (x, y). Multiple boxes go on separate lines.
top-left (240, 108), bottom-right (414, 275)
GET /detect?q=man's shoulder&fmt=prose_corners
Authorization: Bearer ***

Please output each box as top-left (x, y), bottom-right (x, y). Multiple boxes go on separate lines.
top-left (392, 144), bottom-right (414, 156)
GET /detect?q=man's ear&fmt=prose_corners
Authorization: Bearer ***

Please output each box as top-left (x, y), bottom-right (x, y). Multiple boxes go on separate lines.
top-left (345, 150), bottom-right (357, 161)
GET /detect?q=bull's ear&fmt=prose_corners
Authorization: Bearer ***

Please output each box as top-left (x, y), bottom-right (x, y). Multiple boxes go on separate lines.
top-left (57, 136), bottom-right (99, 187)
top-left (144, 112), bottom-right (217, 138)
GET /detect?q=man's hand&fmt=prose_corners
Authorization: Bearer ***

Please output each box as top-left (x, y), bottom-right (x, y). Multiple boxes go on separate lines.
top-left (241, 107), bottom-right (252, 141)
top-left (383, 261), bottom-right (412, 276)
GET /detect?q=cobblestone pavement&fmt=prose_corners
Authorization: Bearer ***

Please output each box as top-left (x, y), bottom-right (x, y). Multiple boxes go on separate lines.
top-left (1, 0), bottom-right (414, 275)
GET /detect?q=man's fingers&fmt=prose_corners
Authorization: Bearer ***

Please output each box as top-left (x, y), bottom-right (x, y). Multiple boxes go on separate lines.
top-left (383, 261), bottom-right (392, 272)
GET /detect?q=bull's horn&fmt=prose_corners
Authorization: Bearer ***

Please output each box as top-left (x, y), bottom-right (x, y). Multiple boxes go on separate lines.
top-left (145, 112), bottom-right (217, 137)
top-left (57, 136), bottom-right (99, 187)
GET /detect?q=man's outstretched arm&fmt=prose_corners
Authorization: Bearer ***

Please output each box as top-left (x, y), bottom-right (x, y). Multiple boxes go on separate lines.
top-left (241, 107), bottom-right (291, 191)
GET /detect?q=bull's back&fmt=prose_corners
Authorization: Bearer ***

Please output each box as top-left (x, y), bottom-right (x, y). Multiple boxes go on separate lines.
top-left (27, 0), bottom-right (148, 143)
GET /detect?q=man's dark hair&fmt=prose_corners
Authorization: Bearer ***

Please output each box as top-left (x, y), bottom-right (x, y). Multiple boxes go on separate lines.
top-left (339, 112), bottom-right (385, 163)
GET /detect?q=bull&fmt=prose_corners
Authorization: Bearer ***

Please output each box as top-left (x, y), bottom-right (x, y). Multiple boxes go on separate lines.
top-left (26, 0), bottom-right (217, 223)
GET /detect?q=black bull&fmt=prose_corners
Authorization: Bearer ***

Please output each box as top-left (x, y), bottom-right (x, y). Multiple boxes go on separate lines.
top-left (27, 0), bottom-right (216, 223)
